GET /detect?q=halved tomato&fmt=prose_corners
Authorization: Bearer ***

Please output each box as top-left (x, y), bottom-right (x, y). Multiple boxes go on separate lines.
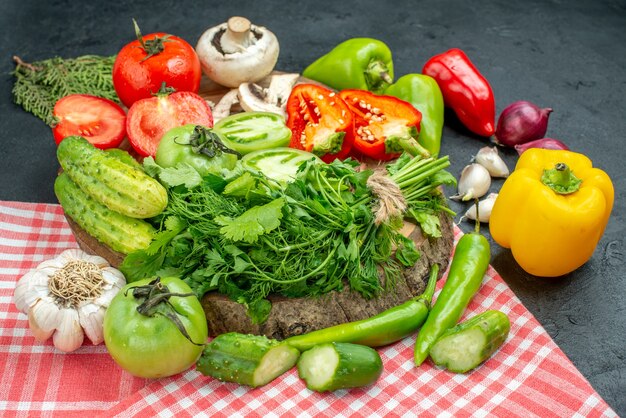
top-left (126, 91), bottom-right (213, 157)
top-left (52, 94), bottom-right (126, 149)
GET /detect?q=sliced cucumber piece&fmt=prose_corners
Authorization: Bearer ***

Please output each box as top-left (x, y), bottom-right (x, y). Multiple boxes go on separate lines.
top-left (196, 332), bottom-right (299, 388)
top-left (297, 342), bottom-right (383, 392)
top-left (429, 310), bottom-right (510, 373)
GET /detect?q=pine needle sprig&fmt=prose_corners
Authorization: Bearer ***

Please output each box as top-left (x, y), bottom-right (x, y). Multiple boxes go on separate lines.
top-left (11, 55), bottom-right (118, 126)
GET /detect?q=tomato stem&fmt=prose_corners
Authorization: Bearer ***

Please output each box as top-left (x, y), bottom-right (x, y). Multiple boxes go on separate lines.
top-left (126, 277), bottom-right (205, 346)
top-left (187, 125), bottom-right (241, 158)
top-left (132, 18), bottom-right (171, 61)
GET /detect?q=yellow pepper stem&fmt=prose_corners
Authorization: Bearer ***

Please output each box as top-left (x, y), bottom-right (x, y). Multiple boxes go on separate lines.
top-left (541, 163), bottom-right (582, 195)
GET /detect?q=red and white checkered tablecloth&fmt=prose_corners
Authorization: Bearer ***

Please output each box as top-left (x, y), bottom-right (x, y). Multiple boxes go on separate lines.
top-left (0, 200), bottom-right (617, 417)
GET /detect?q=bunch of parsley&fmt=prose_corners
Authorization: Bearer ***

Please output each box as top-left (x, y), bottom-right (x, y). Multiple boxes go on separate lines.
top-left (120, 154), bottom-right (455, 324)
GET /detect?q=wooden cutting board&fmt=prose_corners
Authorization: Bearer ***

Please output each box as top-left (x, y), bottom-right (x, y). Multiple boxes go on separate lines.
top-left (64, 73), bottom-right (455, 339)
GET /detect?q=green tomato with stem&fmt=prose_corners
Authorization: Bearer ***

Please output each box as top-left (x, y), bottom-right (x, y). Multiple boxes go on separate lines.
top-left (155, 124), bottom-right (239, 176)
top-left (103, 276), bottom-right (208, 379)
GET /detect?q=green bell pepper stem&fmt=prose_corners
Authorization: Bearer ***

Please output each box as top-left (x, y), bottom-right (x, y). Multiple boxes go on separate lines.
top-left (384, 74), bottom-right (445, 156)
top-left (284, 264), bottom-right (440, 352)
top-left (303, 38), bottom-right (394, 94)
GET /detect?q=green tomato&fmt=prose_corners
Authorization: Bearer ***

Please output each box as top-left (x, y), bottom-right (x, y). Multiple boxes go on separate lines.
top-left (213, 112), bottom-right (292, 155)
top-left (103, 276), bottom-right (208, 379)
top-left (155, 124), bottom-right (239, 176)
top-left (242, 147), bottom-right (321, 183)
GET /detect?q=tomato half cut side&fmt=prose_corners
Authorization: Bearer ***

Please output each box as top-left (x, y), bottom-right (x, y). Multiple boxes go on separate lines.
top-left (52, 94), bottom-right (127, 149)
top-left (286, 84), bottom-right (354, 163)
top-left (126, 91), bottom-right (213, 157)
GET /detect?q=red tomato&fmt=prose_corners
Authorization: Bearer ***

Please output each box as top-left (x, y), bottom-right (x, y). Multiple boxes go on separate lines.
top-left (126, 91), bottom-right (213, 157)
top-left (113, 31), bottom-right (201, 108)
top-left (52, 94), bottom-right (126, 149)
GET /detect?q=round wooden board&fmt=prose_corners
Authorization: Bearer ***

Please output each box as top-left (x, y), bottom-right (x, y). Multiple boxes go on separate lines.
top-left (64, 72), bottom-right (455, 339)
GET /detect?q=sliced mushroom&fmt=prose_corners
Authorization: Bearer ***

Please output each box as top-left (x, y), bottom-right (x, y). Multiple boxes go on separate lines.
top-left (212, 89), bottom-right (240, 123)
top-left (238, 73), bottom-right (300, 118)
top-left (196, 16), bottom-right (280, 88)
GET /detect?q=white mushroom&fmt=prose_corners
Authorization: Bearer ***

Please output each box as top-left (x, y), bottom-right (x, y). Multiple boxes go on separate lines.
top-left (196, 16), bottom-right (280, 88)
top-left (238, 73), bottom-right (300, 118)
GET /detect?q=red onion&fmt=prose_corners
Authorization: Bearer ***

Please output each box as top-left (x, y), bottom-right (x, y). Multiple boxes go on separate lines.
top-left (494, 101), bottom-right (553, 147)
top-left (514, 138), bottom-right (570, 155)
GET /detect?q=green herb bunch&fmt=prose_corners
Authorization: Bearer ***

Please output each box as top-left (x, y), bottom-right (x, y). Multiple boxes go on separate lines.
top-left (120, 154), bottom-right (455, 324)
top-left (12, 55), bottom-right (118, 126)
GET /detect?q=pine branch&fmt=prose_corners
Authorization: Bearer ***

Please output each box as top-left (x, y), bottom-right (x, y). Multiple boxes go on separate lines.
top-left (11, 55), bottom-right (118, 126)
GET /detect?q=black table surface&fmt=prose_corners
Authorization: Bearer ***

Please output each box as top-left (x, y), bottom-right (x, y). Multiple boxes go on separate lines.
top-left (1, 0), bottom-right (624, 414)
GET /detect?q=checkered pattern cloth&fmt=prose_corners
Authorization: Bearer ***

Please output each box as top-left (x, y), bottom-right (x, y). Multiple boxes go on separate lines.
top-left (0, 200), bottom-right (616, 417)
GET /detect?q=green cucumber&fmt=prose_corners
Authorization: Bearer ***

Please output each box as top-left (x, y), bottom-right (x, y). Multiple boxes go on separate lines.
top-left (297, 342), bottom-right (383, 392)
top-left (54, 173), bottom-right (156, 254)
top-left (57, 136), bottom-right (167, 219)
top-left (429, 310), bottom-right (510, 373)
top-left (196, 333), bottom-right (300, 388)
top-left (213, 112), bottom-right (292, 155)
top-left (104, 148), bottom-right (142, 170)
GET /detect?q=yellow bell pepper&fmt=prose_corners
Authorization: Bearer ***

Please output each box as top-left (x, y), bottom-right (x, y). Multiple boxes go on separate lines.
top-left (489, 149), bottom-right (613, 277)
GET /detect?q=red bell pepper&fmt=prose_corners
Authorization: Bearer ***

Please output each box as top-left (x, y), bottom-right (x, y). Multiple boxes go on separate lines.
top-left (286, 84), bottom-right (354, 163)
top-left (422, 48), bottom-right (495, 137)
top-left (338, 89), bottom-right (426, 161)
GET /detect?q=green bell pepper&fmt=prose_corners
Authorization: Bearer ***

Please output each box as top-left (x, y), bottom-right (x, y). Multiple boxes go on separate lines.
top-left (384, 74), bottom-right (444, 156)
top-left (303, 38), bottom-right (394, 94)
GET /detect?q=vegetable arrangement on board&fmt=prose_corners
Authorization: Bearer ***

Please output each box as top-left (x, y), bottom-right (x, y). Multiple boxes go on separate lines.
top-left (9, 12), bottom-right (615, 394)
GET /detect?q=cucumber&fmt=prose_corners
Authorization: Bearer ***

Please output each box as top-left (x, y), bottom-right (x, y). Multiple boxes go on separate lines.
top-left (57, 136), bottom-right (167, 219)
top-left (55, 173), bottom-right (156, 254)
top-left (297, 342), bottom-right (383, 392)
top-left (104, 148), bottom-right (142, 170)
top-left (196, 332), bottom-right (300, 388)
top-left (429, 310), bottom-right (510, 373)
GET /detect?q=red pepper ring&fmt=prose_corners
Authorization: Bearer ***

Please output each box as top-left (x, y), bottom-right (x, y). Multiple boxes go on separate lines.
top-left (422, 48), bottom-right (495, 137)
top-left (339, 89), bottom-right (425, 161)
top-left (286, 84), bottom-right (354, 163)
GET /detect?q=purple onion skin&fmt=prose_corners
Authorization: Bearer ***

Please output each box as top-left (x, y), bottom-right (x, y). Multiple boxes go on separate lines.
top-left (514, 138), bottom-right (570, 155)
top-left (494, 101), bottom-right (553, 147)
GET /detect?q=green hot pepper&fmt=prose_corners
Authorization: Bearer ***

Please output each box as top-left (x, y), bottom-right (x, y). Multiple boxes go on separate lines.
top-left (384, 74), bottom-right (444, 157)
top-left (414, 221), bottom-right (490, 366)
top-left (285, 264), bottom-right (439, 352)
top-left (303, 38), bottom-right (394, 94)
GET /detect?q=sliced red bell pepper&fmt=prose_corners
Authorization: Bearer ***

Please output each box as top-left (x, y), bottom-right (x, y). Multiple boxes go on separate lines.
top-left (422, 48), bottom-right (495, 137)
top-left (338, 89), bottom-right (426, 161)
top-left (286, 84), bottom-right (354, 163)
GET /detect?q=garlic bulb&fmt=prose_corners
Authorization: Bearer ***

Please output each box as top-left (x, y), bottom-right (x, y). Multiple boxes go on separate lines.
top-left (474, 146), bottom-right (510, 178)
top-left (451, 163), bottom-right (491, 201)
top-left (464, 193), bottom-right (498, 223)
top-left (14, 249), bottom-right (125, 352)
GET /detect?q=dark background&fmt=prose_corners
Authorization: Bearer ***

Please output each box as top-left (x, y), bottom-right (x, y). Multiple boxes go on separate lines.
top-left (1, 0), bottom-right (624, 414)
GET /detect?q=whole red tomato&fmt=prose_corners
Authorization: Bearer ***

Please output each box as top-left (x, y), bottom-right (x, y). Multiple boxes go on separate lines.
top-left (113, 22), bottom-right (202, 108)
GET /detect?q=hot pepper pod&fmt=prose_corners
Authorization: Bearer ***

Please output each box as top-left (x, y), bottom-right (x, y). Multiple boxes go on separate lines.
top-left (422, 48), bottom-right (495, 137)
top-left (489, 149), bottom-right (614, 277)
top-left (384, 73), bottom-right (444, 156)
top-left (303, 38), bottom-right (394, 94)
top-left (284, 264), bottom-right (440, 352)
